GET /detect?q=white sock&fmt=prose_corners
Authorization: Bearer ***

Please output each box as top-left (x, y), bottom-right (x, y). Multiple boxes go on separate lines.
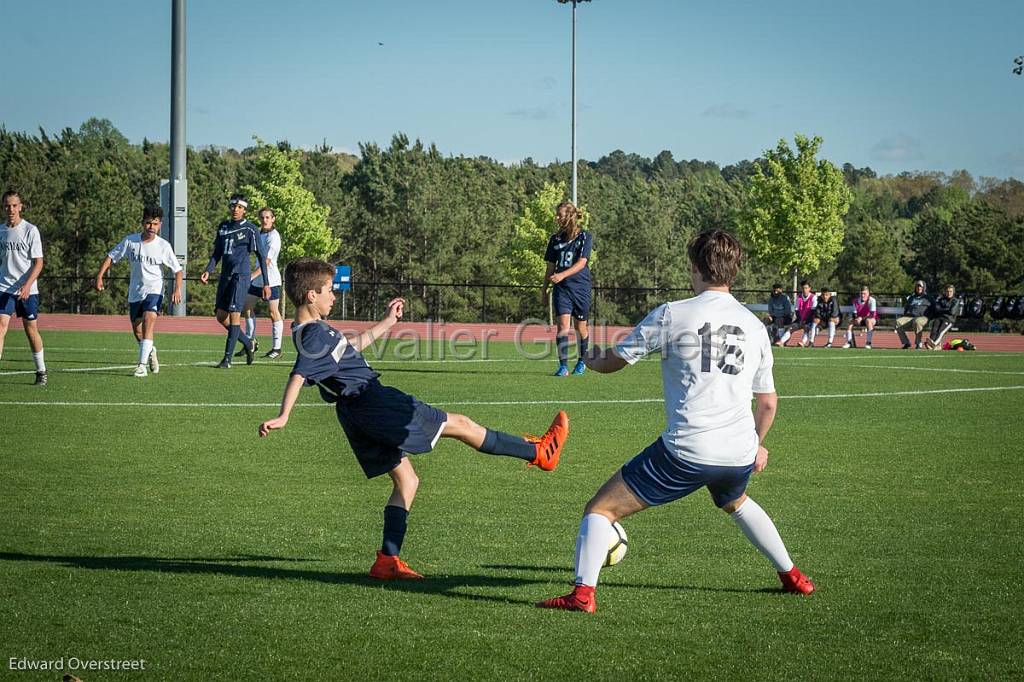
top-left (730, 498), bottom-right (793, 573)
top-left (245, 315), bottom-right (256, 340)
top-left (574, 513), bottom-right (614, 587)
top-left (807, 324), bottom-right (816, 343)
top-left (827, 321), bottom-right (836, 343)
top-left (139, 339), bottom-right (154, 366)
top-left (32, 350), bottom-right (46, 372)
top-left (779, 330), bottom-right (791, 345)
top-left (846, 328), bottom-right (853, 341)
top-left (272, 320), bottom-right (283, 350)
top-left (866, 329), bottom-right (874, 345)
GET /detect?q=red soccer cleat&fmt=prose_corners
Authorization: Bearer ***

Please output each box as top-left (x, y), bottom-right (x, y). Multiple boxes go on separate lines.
top-left (369, 551), bottom-right (424, 580)
top-left (536, 585), bottom-right (596, 613)
top-left (525, 410), bottom-right (569, 471)
top-left (779, 566), bottom-right (815, 595)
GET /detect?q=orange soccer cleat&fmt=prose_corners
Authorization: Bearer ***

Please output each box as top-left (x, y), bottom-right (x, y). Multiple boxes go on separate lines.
top-left (779, 566), bottom-right (815, 595)
top-left (369, 551), bottom-right (424, 580)
top-left (525, 410), bottom-right (569, 471)
top-left (536, 585), bottom-right (596, 613)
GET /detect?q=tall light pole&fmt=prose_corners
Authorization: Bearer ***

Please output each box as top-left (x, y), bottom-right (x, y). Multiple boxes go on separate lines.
top-left (168, 0), bottom-right (188, 315)
top-left (557, 0), bottom-right (590, 205)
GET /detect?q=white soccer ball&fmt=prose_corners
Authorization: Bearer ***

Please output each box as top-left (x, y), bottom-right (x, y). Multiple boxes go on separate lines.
top-left (604, 521), bottom-right (628, 567)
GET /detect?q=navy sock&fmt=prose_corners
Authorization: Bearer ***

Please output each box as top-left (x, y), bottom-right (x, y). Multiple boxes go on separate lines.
top-left (480, 429), bottom-right (536, 461)
top-left (382, 505), bottom-right (408, 556)
top-left (225, 324), bottom-right (241, 358)
top-left (577, 335), bottom-right (589, 360)
top-left (556, 335), bottom-right (569, 366)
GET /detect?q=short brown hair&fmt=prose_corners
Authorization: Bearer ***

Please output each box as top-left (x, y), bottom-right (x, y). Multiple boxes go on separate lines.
top-left (687, 230), bottom-right (742, 286)
top-left (285, 257), bottom-right (335, 308)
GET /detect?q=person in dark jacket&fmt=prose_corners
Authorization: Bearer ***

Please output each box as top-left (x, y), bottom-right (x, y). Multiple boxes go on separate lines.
top-left (925, 284), bottom-right (960, 350)
top-left (895, 280), bottom-right (933, 349)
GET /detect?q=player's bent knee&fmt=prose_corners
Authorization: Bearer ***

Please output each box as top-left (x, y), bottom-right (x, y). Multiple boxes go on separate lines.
top-left (719, 493), bottom-right (748, 514)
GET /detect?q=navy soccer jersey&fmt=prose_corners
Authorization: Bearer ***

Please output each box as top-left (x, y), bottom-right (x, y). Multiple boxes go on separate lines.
top-left (205, 219), bottom-right (268, 280)
top-left (290, 320), bottom-right (380, 399)
top-left (545, 230), bottom-right (593, 288)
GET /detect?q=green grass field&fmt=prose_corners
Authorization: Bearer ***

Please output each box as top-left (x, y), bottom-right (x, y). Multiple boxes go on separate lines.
top-left (2, 330), bottom-right (1023, 680)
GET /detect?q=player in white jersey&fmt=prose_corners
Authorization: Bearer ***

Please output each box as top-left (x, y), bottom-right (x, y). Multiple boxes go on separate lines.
top-left (238, 207), bottom-right (284, 359)
top-left (0, 191), bottom-right (48, 385)
top-left (537, 230), bottom-right (814, 614)
top-left (95, 206), bottom-right (184, 377)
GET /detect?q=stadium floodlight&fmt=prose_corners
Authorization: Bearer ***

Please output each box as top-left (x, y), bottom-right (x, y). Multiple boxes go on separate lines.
top-left (556, 0), bottom-right (592, 205)
top-left (1014, 56), bottom-right (1023, 76)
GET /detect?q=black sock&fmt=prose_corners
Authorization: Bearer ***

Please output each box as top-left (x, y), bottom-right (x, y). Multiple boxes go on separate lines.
top-left (577, 335), bottom-right (589, 360)
top-left (480, 429), bottom-right (536, 461)
top-left (556, 335), bottom-right (569, 366)
top-left (225, 325), bottom-right (241, 358)
top-left (382, 505), bottom-right (408, 556)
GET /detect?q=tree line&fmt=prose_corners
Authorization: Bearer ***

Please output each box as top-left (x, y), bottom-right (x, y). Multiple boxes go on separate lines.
top-left (1, 118), bottom-right (1022, 325)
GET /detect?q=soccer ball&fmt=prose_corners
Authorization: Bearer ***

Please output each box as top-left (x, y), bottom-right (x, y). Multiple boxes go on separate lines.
top-left (604, 521), bottom-right (628, 567)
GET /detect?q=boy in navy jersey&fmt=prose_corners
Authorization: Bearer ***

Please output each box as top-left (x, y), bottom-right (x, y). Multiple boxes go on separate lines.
top-left (199, 194), bottom-right (270, 368)
top-left (259, 258), bottom-right (569, 579)
top-left (543, 201), bottom-right (592, 376)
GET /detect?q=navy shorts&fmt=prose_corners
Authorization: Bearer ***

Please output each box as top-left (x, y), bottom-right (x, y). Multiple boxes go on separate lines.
top-left (216, 275), bottom-right (248, 313)
top-left (247, 284), bottom-right (281, 301)
top-left (334, 381), bottom-right (448, 479)
top-left (0, 292), bottom-right (39, 320)
top-left (621, 438), bottom-right (753, 508)
top-left (129, 294), bottom-right (163, 320)
top-left (552, 284), bottom-right (591, 321)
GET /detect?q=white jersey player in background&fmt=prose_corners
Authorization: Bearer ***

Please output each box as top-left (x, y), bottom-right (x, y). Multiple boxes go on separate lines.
top-left (239, 207), bottom-right (284, 359)
top-left (0, 190), bottom-right (47, 385)
top-left (95, 206), bottom-right (183, 377)
top-left (537, 229), bottom-right (814, 614)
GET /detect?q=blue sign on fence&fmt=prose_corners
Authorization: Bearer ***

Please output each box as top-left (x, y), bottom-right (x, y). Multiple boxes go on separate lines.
top-left (333, 265), bottom-right (351, 291)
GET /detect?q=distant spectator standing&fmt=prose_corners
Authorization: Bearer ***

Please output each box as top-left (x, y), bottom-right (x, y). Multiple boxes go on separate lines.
top-left (895, 280), bottom-right (933, 349)
top-left (766, 283), bottom-right (794, 346)
top-left (925, 284), bottom-right (961, 350)
top-left (843, 286), bottom-right (878, 350)
top-left (809, 287), bottom-right (841, 347)
top-left (794, 281), bottom-right (818, 347)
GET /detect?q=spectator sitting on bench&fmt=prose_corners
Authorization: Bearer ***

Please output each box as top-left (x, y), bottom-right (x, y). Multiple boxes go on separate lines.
top-left (843, 286), bottom-right (878, 349)
top-left (809, 286), bottom-right (841, 347)
top-left (794, 280), bottom-right (817, 347)
top-left (765, 282), bottom-right (794, 346)
top-left (925, 284), bottom-right (960, 350)
top-left (895, 280), bottom-right (933, 350)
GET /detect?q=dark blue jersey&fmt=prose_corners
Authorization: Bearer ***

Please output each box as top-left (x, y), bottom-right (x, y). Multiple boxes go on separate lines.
top-left (290, 320), bottom-right (380, 400)
top-left (205, 219), bottom-right (268, 280)
top-left (544, 230), bottom-right (593, 288)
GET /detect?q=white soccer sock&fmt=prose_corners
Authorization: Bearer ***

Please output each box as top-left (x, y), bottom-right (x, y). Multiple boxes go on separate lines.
top-left (32, 350), bottom-right (46, 372)
top-left (730, 498), bottom-right (793, 573)
top-left (574, 512), bottom-right (614, 587)
top-left (245, 315), bottom-right (256, 340)
top-left (139, 339), bottom-right (154, 366)
top-left (779, 330), bottom-right (791, 345)
top-left (807, 324), bottom-right (816, 343)
top-left (827, 321), bottom-right (836, 343)
top-left (866, 329), bottom-right (874, 345)
top-left (846, 328), bottom-right (853, 341)
top-left (272, 320), bottom-right (283, 350)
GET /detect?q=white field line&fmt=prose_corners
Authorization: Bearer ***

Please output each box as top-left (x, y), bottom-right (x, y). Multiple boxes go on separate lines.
top-left (845, 364), bottom-right (1024, 376)
top-left (2, 384), bottom-right (1024, 409)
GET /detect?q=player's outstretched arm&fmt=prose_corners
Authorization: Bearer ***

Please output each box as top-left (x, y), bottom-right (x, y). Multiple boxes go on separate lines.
top-left (259, 373), bottom-right (306, 437)
top-left (583, 344), bottom-right (628, 374)
top-left (95, 256), bottom-right (114, 292)
top-left (752, 391), bottom-right (778, 473)
top-left (349, 298), bottom-right (405, 351)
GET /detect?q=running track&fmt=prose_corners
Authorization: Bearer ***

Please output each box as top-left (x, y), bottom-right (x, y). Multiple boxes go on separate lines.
top-left (31, 314), bottom-right (1024, 352)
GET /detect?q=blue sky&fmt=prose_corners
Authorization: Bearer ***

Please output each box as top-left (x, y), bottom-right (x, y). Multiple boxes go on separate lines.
top-left (5, 1), bottom-right (1023, 178)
